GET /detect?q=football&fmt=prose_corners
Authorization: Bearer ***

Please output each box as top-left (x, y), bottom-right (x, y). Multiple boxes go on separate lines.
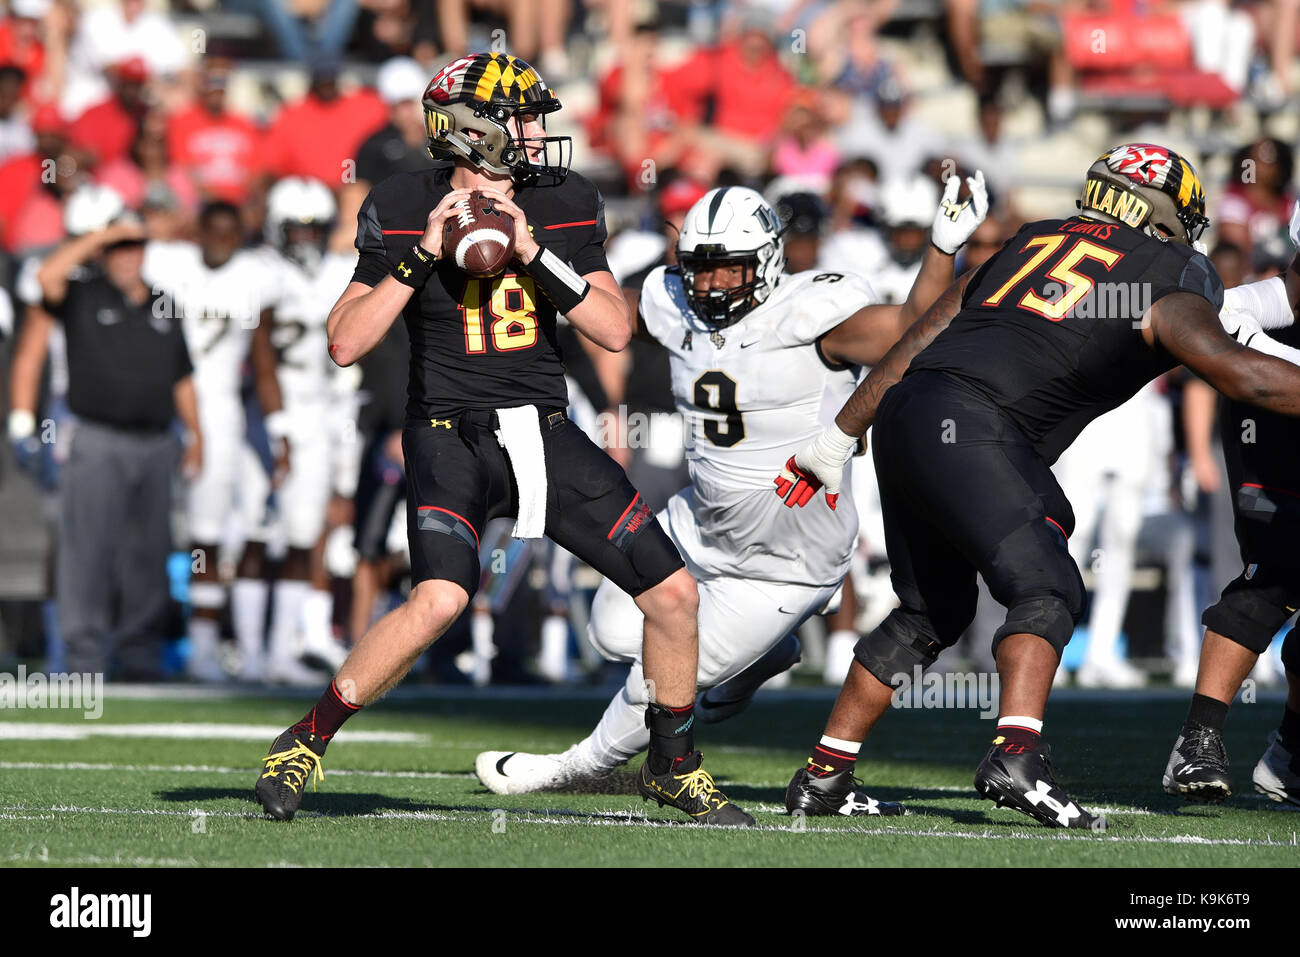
top-left (443, 190), bottom-right (516, 277)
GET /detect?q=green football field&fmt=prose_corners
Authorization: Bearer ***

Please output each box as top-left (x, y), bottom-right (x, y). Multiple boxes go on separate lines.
top-left (0, 685), bottom-right (1296, 867)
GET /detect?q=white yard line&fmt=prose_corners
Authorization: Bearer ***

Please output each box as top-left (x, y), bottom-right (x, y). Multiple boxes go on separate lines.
top-left (0, 723), bottom-right (427, 743)
top-left (0, 760), bottom-right (471, 780)
top-left (2, 801), bottom-right (1291, 848)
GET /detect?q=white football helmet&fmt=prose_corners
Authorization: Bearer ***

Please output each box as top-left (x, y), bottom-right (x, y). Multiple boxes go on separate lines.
top-left (676, 186), bottom-right (785, 327)
top-left (64, 183), bottom-right (128, 237)
top-left (266, 177), bottom-right (336, 270)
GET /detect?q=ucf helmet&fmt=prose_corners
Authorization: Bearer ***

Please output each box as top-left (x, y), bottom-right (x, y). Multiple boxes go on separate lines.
top-left (265, 176), bottom-right (336, 271)
top-left (423, 52), bottom-right (571, 186)
top-left (676, 187), bottom-right (785, 328)
top-left (1078, 143), bottom-right (1209, 244)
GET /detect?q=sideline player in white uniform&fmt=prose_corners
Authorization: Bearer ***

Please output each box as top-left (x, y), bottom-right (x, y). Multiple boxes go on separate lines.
top-left (477, 178), bottom-right (989, 810)
top-left (233, 178), bottom-right (361, 683)
top-left (143, 201), bottom-right (283, 682)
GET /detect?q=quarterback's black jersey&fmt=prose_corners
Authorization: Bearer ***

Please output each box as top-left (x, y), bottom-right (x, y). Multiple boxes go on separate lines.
top-left (351, 166), bottom-right (611, 417)
top-left (908, 216), bottom-right (1225, 462)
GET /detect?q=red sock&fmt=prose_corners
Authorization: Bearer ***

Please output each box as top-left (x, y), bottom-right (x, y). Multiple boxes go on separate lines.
top-left (291, 680), bottom-right (361, 745)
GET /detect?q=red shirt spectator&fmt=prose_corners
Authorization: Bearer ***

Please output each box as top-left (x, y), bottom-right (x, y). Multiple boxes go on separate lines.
top-left (167, 103), bottom-right (262, 203)
top-left (68, 96), bottom-right (136, 166)
top-left (0, 102), bottom-right (58, 239)
top-left (264, 82), bottom-right (386, 184)
top-left (664, 35), bottom-right (797, 142)
top-left (0, 13), bottom-right (45, 102)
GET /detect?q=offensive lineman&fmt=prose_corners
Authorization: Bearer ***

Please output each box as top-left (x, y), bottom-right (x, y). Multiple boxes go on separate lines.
top-left (777, 143), bottom-right (1300, 827)
top-left (475, 175), bottom-right (988, 811)
top-left (254, 53), bottom-right (749, 825)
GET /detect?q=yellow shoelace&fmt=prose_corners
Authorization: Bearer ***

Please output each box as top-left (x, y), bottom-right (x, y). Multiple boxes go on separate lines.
top-left (677, 766), bottom-right (726, 807)
top-left (260, 742), bottom-right (324, 794)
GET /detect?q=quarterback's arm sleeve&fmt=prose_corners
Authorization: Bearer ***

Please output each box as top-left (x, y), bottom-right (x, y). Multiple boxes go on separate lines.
top-left (350, 194), bottom-right (392, 288)
top-left (570, 188), bottom-right (611, 277)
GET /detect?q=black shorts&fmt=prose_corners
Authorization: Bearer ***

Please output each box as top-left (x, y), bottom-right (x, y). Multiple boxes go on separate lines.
top-left (1203, 400), bottom-right (1300, 651)
top-left (871, 371), bottom-right (1083, 648)
top-left (402, 407), bottom-right (683, 599)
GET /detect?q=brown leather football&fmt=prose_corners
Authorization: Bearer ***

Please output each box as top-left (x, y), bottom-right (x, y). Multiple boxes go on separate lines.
top-left (442, 190), bottom-right (516, 277)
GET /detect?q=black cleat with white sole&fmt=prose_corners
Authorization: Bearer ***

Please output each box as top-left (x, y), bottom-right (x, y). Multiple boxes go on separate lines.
top-left (785, 766), bottom-right (907, 817)
top-left (975, 742), bottom-right (1103, 830)
top-left (1163, 722), bottom-right (1231, 803)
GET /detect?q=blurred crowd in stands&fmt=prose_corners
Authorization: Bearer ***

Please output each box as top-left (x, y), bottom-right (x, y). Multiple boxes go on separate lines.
top-left (0, 0), bottom-right (1297, 688)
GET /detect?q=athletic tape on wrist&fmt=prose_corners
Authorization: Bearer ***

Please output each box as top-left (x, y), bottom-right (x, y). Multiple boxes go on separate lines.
top-left (523, 247), bottom-right (590, 314)
top-left (1223, 277), bottom-right (1292, 330)
top-left (391, 244), bottom-right (437, 288)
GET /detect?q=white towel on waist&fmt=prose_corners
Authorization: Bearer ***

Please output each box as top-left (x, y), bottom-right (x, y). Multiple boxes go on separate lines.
top-left (495, 404), bottom-right (548, 539)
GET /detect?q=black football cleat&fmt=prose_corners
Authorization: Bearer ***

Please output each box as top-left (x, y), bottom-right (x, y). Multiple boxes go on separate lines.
top-left (255, 728), bottom-right (326, 821)
top-left (975, 741), bottom-right (1103, 829)
top-left (785, 766), bottom-right (907, 817)
top-left (637, 751), bottom-right (755, 826)
top-left (1162, 722), bottom-right (1231, 803)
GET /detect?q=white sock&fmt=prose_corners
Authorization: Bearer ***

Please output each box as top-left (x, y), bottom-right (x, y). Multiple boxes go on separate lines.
top-left (538, 614), bottom-right (569, 683)
top-left (300, 589), bottom-right (334, 649)
top-left (269, 579), bottom-right (311, 663)
top-left (819, 735), bottom-right (862, 754)
top-left (998, 715), bottom-right (1044, 734)
top-left (189, 616), bottom-right (220, 658)
top-left (575, 683), bottom-right (650, 773)
top-left (231, 578), bottom-right (268, 666)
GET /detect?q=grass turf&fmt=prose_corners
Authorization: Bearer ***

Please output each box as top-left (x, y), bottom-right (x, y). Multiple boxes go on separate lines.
top-left (0, 687), bottom-right (1297, 867)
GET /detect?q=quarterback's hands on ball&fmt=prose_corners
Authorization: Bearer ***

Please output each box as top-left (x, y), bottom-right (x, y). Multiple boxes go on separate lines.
top-left (931, 169), bottom-right (989, 255)
top-left (476, 187), bottom-right (540, 264)
top-left (773, 423), bottom-right (860, 510)
top-left (1289, 197), bottom-right (1300, 250)
top-left (420, 188), bottom-right (474, 258)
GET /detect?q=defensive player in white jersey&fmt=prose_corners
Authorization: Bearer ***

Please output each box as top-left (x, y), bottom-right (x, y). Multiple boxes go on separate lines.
top-left (233, 179), bottom-right (361, 683)
top-left (143, 201), bottom-right (284, 682)
top-left (477, 177), bottom-right (989, 813)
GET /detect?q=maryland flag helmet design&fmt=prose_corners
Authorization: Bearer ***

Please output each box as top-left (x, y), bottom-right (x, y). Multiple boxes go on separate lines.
top-left (1078, 143), bottom-right (1209, 244)
top-left (423, 52), bottom-right (571, 185)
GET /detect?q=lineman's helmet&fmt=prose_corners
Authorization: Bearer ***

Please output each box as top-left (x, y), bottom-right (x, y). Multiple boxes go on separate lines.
top-left (676, 186), bottom-right (785, 328)
top-left (1078, 143), bottom-right (1209, 244)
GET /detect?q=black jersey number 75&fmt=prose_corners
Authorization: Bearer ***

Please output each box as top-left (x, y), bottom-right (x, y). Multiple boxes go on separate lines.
top-left (982, 235), bottom-right (1126, 321)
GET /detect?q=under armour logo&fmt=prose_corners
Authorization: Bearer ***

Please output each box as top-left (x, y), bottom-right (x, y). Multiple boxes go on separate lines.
top-left (397, 262), bottom-right (412, 278)
top-left (430, 418), bottom-right (452, 429)
top-left (681, 331), bottom-right (693, 351)
top-left (1024, 779), bottom-right (1081, 826)
top-left (840, 794), bottom-right (879, 816)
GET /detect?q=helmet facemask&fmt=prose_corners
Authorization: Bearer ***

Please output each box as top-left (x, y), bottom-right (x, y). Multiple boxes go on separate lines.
top-left (281, 221), bottom-right (330, 273)
top-left (678, 240), bottom-right (782, 329)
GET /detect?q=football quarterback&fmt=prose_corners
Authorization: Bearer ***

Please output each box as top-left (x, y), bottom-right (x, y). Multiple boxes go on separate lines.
top-left (475, 175), bottom-right (989, 817)
top-left (255, 53), bottom-right (752, 827)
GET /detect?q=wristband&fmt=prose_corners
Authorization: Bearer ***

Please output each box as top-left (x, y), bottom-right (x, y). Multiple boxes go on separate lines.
top-left (522, 247), bottom-right (590, 314)
top-left (391, 244), bottom-right (437, 288)
top-left (8, 409), bottom-right (35, 441)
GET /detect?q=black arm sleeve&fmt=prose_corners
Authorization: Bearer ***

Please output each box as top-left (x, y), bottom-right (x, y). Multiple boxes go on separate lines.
top-left (1151, 249), bottom-right (1225, 310)
top-left (350, 193), bottom-right (393, 288)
